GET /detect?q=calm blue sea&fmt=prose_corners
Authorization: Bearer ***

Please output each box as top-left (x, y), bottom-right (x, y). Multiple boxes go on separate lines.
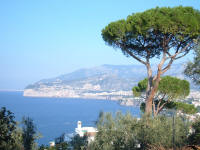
top-left (0, 91), bottom-right (140, 145)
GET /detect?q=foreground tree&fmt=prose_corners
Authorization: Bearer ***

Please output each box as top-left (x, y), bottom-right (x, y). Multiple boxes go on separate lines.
top-left (0, 107), bottom-right (23, 150)
top-left (90, 112), bottom-right (190, 150)
top-left (184, 44), bottom-right (200, 85)
top-left (70, 134), bottom-right (88, 150)
top-left (133, 76), bottom-right (197, 116)
top-left (102, 6), bottom-right (200, 114)
top-left (188, 118), bottom-right (200, 146)
top-left (22, 117), bottom-right (38, 150)
top-left (54, 133), bottom-right (68, 150)
top-left (0, 107), bottom-right (16, 150)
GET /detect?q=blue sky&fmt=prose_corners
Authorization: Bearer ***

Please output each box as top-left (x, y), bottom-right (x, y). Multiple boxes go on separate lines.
top-left (1, 0), bottom-right (200, 90)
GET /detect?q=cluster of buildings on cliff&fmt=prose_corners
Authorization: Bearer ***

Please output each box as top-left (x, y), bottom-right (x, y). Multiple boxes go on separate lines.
top-left (24, 84), bottom-right (133, 100)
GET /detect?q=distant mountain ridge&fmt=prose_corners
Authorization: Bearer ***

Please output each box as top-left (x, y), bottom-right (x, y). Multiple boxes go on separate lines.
top-left (24, 64), bottom-right (197, 99)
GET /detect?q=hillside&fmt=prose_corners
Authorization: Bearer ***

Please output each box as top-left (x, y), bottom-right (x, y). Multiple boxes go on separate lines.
top-left (23, 64), bottom-right (197, 100)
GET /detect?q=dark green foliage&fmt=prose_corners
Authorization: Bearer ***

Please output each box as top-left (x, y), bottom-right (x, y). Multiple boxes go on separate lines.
top-left (0, 107), bottom-right (16, 150)
top-left (133, 76), bottom-right (190, 99)
top-left (132, 78), bottom-right (147, 97)
top-left (0, 107), bottom-right (25, 150)
top-left (90, 112), bottom-right (190, 150)
top-left (102, 6), bottom-right (200, 60)
top-left (70, 134), bottom-right (88, 150)
top-left (133, 76), bottom-right (192, 115)
top-left (188, 118), bottom-right (200, 145)
top-left (22, 117), bottom-right (37, 150)
top-left (38, 144), bottom-right (49, 150)
top-left (158, 76), bottom-right (190, 99)
top-left (138, 115), bottom-right (190, 149)
top-left (54, 133), bottom-right (68, 150)
top-left (102, 6), bottom-right (200, 115)
top-left (55, 133), bottom-right (65, 144)
top-left (54, 142), bottom-right (68, 150)
top-left (140, 101), bottom-right (198, 114)
top-left (140, 102), bottom-right (146, 113)
top-left (184, 45), bottom-right (200, 85)
top-left (90, 112), bottom-right (138, 150)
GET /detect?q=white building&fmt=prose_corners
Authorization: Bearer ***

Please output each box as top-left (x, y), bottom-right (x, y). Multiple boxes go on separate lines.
top-left (49, 141), bottom-right (55, 147)
top-left (75, 121), bottom-right (98, 143)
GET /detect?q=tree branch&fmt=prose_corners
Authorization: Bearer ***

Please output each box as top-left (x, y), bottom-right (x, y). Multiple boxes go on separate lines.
top-left (167, 41), bottom-right (193, 59)
top-left (157, 101), bottom-right (168, 114)
top-left (153, 100), bottom-right (156, 116)
top-left (174, 51), bottom-right (190, 60)
top-left (155, 94), bottom-right (166, 115)
top-left (124, 49), bottom-right (147, 65)
top-left (161, 59), bottom-right (174, 75)
top-left (155, 100), bottom-right (162, 115)
top-left (162, 41), bottom-right (193, 74)
top-left (153, 48), bottom-right (167, 81)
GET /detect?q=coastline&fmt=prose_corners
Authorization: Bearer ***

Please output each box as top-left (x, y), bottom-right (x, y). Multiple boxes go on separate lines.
top-left (23, 90), bottom-right (142, 107)
top-left (0, 89), bottom-right (23, 92)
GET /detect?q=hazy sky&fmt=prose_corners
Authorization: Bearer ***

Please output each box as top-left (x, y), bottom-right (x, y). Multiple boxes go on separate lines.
top-left (1, 0), bottom-right (200, 90)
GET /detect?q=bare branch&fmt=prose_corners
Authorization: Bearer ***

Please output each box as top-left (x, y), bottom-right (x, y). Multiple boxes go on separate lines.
top-left (153, 46), bottom-right (167, 81)
top-left (157, 101), bottom-right (168, 114)
top-left (154, 92), bottom-right (160, 100)
top-left (124, 49), bottom-right (147, 65)
top-left (161, 59), bottom-right (174, 75)
top-left (155, 94), bottom-right (166, 115)
top-left (167, 41), bottom-right (193, 59)
top-left (174, 51), bottom-right (189, 60)
top-left (155, 100), bottom-right (162, 115)
top-left (162, 41), bottom-right (193, 74)
top-left (166, 51), bottom-right (171, 57)
top-left (166, 34), bottom-right (173, 45)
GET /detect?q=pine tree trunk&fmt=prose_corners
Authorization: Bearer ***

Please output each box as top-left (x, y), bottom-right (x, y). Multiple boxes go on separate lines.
top-left (145, 65), bottom-right (162, 115)
top-left (145, 64), bottom-right (153, 115)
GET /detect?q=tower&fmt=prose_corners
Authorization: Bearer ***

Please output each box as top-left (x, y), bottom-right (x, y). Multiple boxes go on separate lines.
top-left (77, 121), bottom-right (82, 129)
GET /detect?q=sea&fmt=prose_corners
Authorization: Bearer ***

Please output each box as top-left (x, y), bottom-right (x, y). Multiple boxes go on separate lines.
top-left (0, 91), bottom-right (140, 145)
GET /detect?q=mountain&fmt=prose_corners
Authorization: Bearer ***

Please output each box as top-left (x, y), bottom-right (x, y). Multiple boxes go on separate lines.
top-left (23, 64), bottom-right (197, 100)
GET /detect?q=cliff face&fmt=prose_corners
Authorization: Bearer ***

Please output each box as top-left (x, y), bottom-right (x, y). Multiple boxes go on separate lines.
top-left (23, 64), bottom-right (197, 100)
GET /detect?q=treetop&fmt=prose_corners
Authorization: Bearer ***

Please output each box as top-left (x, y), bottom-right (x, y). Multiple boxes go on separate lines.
top-left (133, 76), bottom-right (190, 100)
top-left (102, 6), bottom-right (200, 60)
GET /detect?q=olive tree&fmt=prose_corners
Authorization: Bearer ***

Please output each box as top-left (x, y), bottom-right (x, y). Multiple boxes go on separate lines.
top-left (102, 6), bottom-right (200, 114)
top-left (89, 112), bottom-right (190, 150)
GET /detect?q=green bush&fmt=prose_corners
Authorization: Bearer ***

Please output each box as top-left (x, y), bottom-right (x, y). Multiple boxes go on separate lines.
top-left (89, 112), bottom-right (190, 150)
top-left (188, 117), bottom-right (200, 145)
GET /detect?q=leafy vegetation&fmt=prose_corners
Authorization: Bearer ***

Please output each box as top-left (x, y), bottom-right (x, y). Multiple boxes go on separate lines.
top-left (188, 117), bottom-right (200, 145)
top-left (70, 134), bottom-right (88, 150)
top-left (0, 107), bottom-right (19, 150)
top-left (2, 5), bottom-right (200, 150)
top-left (184, 44), bottom-right (200, 85)
top-left (133, 76), bottom-right (195, 115)
top-left (89, 112), bottom-right (190, 150)
top-left (22, 117), bottom-right (39, 150)
top-left (0, 107), bottom-right (39, 150)
top-left (1, 106), bottom-right (200, 150)
top-left (102, 6), bottom-right (200, 114)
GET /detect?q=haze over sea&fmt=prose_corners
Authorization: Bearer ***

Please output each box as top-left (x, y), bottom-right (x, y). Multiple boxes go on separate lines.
top-left (0, 91), bottom-right (140, 145)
